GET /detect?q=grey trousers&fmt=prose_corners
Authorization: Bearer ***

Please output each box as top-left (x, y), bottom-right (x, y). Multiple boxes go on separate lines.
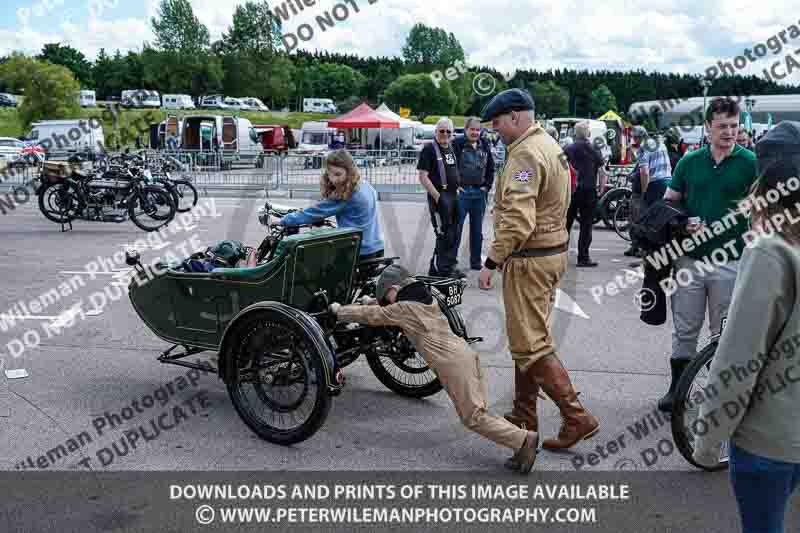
top-left (670, 256), bottom-right (739, 360)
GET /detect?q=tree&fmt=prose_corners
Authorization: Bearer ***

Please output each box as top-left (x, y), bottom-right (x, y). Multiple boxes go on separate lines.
top-left (0, 54), bottom-right (80, 128)
top-left (151, 0), bottom-right (210, 53)
top-left (38, 43), bottom-right (92, 87)
top-left (590, 84), bottom-right (618, 117)
top-left (92, 48), bottom-right (113, 99)
top-left (304, 63), bottom-right (367, 103)
top-left (529, 81), bottom-right (569, 119)
top-left (383, 73), bottom-right (457, 116)
top-left (401, 24), bottom-right (465, 66)
top-left (222, 1), bottom-right (281, 56)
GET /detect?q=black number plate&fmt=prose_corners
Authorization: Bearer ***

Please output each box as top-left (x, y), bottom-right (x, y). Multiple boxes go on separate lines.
top-left (443, 282), bottom-right (463, 308)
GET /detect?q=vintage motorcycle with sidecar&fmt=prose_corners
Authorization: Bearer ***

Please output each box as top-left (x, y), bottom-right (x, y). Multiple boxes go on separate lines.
top-left (127, 200), bottom-right (481, 445)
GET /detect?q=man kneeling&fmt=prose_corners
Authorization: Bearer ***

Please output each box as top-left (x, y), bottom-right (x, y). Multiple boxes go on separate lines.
top-left (329, 264), bottom-right (539, 473)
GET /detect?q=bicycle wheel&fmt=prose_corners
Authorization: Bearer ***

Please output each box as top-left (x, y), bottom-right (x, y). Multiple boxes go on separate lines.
top-left (671, 340), bottom-right (729, 471)
top-left (612, 198), bottom-right (632, 241)
top-left (172, 179), bottom-right (198, 213)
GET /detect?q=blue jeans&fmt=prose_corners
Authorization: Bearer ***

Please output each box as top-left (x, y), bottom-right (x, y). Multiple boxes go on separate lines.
top-left (730, 444), bottom-right (800, 533)
top-left (455, 187), bottom-right (487, 269)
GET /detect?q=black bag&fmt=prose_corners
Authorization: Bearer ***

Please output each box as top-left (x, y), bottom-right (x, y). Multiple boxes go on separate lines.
top-left (629, 200), bottom-right (690, 251)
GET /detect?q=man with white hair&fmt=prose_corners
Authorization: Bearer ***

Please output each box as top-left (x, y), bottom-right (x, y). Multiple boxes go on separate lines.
top-left (417, 117), bottom-right (465, 278)
top-left (564, 121), bottom-right (608, 267)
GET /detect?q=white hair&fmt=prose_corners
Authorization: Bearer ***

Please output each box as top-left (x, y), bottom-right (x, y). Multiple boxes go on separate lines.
top-left (436, 117), bottom-right (454, 131)
top-left (574, 121), bottom-right (590, 140)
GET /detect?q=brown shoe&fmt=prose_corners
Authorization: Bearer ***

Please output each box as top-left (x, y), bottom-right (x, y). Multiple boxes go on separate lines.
top-left (505, 431), bottom-right (539, 474)
top-left (531, 354), bottom-right (599, 450)
top-left (504, 365), bottom-right (539, 432)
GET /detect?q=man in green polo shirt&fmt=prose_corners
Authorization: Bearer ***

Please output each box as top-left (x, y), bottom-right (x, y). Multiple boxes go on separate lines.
top-left (658, 97), bottom-right (758, 412)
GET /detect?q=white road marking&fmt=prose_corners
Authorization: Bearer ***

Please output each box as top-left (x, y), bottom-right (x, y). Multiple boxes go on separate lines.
top-left (554, 289), bottom-right (590, 319)
top-left (5, 369), bottom-right (29, 379)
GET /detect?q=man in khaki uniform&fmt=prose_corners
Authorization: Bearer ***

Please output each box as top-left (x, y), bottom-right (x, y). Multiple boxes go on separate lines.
top-left (329, 264), bottom-right (539, 473)
top-left (478, 89), bottom-right (599, 454)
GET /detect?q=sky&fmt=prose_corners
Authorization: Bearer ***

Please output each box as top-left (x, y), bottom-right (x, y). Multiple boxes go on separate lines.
top-left (1, 0), bottom-right (799, 86)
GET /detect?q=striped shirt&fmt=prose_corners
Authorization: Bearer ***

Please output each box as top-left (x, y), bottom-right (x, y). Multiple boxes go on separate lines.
top-left (637, 140), bottom-right (672, 181)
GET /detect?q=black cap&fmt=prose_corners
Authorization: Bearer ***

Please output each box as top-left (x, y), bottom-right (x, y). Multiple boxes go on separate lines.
top-left (755, 121), bottom-right (800, 182)
top-left (480, 88), bottom-right (535, 122)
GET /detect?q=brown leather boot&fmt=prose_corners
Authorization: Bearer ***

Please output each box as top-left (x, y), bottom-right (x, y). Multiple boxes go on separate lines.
top-left (504, 365), bottom-right (539, 431)
top-left (531, 354), bottom-right (599, 450)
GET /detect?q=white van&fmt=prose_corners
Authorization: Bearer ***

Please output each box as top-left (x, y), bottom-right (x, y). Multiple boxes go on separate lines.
top-left (240, 97), bottom-right (269, 112)
top-left (26, 119), bottom-right (105, 155)
top-left (200, 95), bottom-right (228, 109)
top-left (180, 115), bottom-right (263, 167)
top-left (79, 90), bottom-right (96, 107)
top-left (303, 98), bottom-right (337, 114)
top-left (162, 94), bottom-right (195, 110)
top-left (121, 89), bottom-right (161, 108)
top-left (299, 121), bottom-right (337, 150)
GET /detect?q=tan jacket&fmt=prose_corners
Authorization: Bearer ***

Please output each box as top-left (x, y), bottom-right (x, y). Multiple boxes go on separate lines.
top-left (338, 301), bottom-right (471, 365)
top-left (488, 124), bottom-right (570, 264)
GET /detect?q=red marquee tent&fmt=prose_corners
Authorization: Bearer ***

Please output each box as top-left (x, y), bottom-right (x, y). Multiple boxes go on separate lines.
top-left (327, 103), bottom-right (400, 129)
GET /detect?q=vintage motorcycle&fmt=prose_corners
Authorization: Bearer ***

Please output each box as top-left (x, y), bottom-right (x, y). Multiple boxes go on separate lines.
top-left (127, 199), bottom-right (479, 445)
top-left (37, 160), bottom-right (176, 231)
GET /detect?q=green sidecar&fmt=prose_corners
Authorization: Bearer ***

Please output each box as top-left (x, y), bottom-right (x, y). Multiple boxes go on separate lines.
top-left (127, 222), bottom-right (478, 445)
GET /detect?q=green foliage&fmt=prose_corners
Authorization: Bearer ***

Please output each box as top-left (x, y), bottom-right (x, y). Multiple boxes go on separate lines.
top-left (151, 0), bottom-right (210, 53)
top-left (401, 23), bottom-right (465, 65)
top-left (302, 62), bottom-right (367, 103)
top-left (383, 74), bottom-right (457, 117)
top-left (529, 81), bottom-right (569, 119)
top-left (222, 1), bottom-right (281, 56)
top-left (38, 43), bottom-right (93, 87)
top-left (0, 54), bottom-right (80, 129)
top-left (590, 83), bottom-right (618, 116)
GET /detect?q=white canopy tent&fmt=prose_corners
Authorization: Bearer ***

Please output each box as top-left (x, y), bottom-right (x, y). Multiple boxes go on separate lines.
top-left (365, 104), bottom-right (421, 149)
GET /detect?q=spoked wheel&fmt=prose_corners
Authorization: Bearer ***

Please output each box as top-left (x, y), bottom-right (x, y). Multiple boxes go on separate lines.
top-left (366, 329), bottom-right (442, 398)
top-left (37, 182), bottom-right (80, 223)
top-left (671, 340), bottom-right (729, 471)
top-left (128, 185), bottom-right (175, 231)
top-left (613, 198), bottom-right (632, 241)
top-left (172, 180), bottom-right (198, 212)
top-left (225, 308), bottom-right (332, 445)
top-left (600, 188), bottom-right (630, 228)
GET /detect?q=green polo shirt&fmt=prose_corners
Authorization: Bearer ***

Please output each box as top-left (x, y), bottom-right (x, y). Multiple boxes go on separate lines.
top-left (668, 144), bottom-right (758, 261)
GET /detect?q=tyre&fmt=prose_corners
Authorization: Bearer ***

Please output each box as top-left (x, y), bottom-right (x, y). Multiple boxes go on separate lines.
top-left (598, 188), bottom-right (630, 228)
top-left (171, 179), bottom-right (198, 212)
top-left (128, 185), bottom-right (175, 231)
top-left (613, 198), bottom-right (632, 241)
top-left (365, 329), bottom-right (443, 398)
top-left (671, 340), bottom-right (729, 471)
top-left (224, 308), bottom-right (332, 445)
top-left (37, 182), bottom-right (80, 223)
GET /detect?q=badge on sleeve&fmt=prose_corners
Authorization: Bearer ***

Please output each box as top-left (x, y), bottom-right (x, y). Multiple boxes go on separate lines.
top-left (514, 169), bottom-right (533, 183)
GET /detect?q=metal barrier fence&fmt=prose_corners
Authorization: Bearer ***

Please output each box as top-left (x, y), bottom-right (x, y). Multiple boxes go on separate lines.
top-left (0, 164), bottom-right (39, 186)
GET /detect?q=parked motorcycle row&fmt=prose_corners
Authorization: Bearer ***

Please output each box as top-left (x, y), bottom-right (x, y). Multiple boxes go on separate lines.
top-left (35, 150), bottom-right (198, 232)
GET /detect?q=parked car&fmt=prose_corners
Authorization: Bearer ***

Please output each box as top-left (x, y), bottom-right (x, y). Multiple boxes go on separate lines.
top-left (162, 94), bottom-right (196, 110)
top-left (241, 97), bottom-right (269, 112)
top-left (223, 97), bottom-right (243, 110)
top-left (303, 98), bottom-right (337, 114)
top-left (121, 90), bottom-right (161, 108)
top-left (200, 95), bottom-right (229, 110)
top-left (78, 90), bottom-right (96, 107)
top-left (0, 93), bottom-right (17, 107)
top-left (253, 124), bottom-right (293, 152)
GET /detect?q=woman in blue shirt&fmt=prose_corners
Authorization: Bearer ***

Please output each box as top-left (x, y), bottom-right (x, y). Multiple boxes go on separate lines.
top-left (279, 150), bottom-right (385, 259)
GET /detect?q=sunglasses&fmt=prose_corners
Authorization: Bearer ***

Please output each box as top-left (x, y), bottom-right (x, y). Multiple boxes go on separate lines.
top-left (437, 130), bottom-right (452, 134)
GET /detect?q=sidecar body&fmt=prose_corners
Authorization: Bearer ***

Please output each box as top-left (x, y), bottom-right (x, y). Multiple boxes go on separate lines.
top-left (128, 227), bottom-right (362, 350)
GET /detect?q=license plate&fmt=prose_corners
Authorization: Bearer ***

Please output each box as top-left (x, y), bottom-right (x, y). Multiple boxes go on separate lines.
top-left (443, 283), bottom-right (463, 308)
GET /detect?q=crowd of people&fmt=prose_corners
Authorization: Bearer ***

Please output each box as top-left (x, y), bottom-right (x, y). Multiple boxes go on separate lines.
top-left (276, 89), bottom-right (799, 532)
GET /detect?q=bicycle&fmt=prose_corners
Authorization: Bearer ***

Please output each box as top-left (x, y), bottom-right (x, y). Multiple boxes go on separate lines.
top-left (612, 196), bottom-right (632, 241)
top-left (670, 318), bottom-right (730, 471)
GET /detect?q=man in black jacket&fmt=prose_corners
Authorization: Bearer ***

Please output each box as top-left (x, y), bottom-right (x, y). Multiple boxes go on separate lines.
top-left (564, 121), bottom-right (607, 267)
top-left (453, 117), bottom-right (495, 270)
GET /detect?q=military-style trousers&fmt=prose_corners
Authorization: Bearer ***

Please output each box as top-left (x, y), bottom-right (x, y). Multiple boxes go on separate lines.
top-left (428, 347), bottom-right (528, 450)
top-left (502, 253), bottom-right (568, 370)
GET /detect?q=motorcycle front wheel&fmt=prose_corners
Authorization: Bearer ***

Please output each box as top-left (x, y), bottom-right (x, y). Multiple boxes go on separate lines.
top-left (128, 185), bottom-right (176, 231)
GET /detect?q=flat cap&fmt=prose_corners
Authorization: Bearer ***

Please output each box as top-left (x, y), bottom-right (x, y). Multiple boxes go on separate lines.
top-left (480, 88), bottom-right (535, 122)
top-left (755, 121), bottom-right (800, 183)
top-left (376, 264), bottom-right (413, 303)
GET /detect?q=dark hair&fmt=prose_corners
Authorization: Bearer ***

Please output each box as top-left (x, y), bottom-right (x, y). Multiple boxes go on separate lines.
top-left (705, 97), bottom-right (740, 124)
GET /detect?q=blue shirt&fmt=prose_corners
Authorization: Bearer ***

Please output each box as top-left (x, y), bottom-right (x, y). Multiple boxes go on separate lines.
top-left (280, 179), bottom-right (384, 256)
top-left (636, 140), bottom-right (672, 182)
